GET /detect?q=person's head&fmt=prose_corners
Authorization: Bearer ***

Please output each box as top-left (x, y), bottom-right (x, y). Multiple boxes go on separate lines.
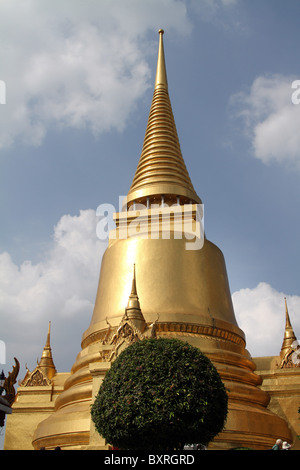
top-left (282, 442), bottom-right (291, 450)
top-left (276, 439), bottom-right (283, 447)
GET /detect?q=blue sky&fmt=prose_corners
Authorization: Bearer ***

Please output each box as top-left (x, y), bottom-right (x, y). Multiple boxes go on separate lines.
top-left (1, 0), bottom-right (300, 390)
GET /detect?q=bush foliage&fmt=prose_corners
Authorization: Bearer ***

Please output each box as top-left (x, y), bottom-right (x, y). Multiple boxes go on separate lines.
top-left (91, 338), bottom-right (228, 450)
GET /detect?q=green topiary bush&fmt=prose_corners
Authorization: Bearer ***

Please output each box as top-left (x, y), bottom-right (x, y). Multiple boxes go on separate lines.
top-left (91, 338), bottom-right (228, 450)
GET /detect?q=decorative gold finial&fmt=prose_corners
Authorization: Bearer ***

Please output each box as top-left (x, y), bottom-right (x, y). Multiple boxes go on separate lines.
top-left (38, 321), bottom-right (57, 380)
top-left (45, 321), bottom-right (51, 349)
top-left (278, 297), bottom-right (299, 367)
top-left (124, 265), bottom-right (146, 333)
top-left (284, 297), bottom-right (293, 331)
top-left (131, 263), bottom-right (137, 295)
top-left (155, 28), bottom-right (168, 90)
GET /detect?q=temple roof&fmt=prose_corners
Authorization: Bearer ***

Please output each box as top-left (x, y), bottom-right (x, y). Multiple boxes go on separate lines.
top-left (126, 29), bottom-right (201, 207)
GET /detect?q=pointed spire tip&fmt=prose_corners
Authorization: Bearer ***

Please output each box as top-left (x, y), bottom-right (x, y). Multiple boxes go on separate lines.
top-left (131, 263), bottom-right (137, 296)
top-left (155, 28), bottom-right (168, 90)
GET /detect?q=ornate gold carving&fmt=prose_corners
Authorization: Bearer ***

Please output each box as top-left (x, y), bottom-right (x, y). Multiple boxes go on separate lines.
top-left (22, 368), bottom-right (51, 387)
top-left (277, 344), bottom-right (300, 369)
top-left (156, 322), bottom-right (245, 346)
top-left (3, 357), bottom-right (20, 406)
top-left (106, 317), bottom-right (148, 362)
top-left (84, 319), bottom-right (244, 352)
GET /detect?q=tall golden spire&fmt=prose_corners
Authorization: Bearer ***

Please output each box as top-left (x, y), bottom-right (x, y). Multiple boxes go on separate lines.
top-left (38, 321), bottom-right (56, 380)
top-left (126, 29), bottom-right (201, 208)
top-left (280, 298), bottom-right (298, 358)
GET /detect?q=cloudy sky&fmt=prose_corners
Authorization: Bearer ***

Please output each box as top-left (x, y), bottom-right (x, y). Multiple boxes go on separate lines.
top-left (1, 0), bottom-right (300, 389)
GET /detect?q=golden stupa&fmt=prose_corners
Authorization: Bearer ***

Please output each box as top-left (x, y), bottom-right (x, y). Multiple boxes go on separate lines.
top-left (7, 30), bottom-right (294, 450)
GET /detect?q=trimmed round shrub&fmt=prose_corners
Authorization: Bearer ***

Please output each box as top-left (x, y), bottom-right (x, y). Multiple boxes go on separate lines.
top-left (91, 338), bottom-right (228, 450)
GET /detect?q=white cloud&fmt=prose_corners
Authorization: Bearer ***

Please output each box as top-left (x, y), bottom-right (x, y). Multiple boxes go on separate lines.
top-left (0, 209), bottom-right (106, 375)
top-left (0, 0), bottom-right (191, 149)
top-left (231, 74), bottom-right (300, 168)
top-left (232, 282), bottom-right (300, 357)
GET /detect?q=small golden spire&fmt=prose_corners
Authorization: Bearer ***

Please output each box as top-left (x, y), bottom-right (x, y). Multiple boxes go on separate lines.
top-left (125, 265), bottom-right (146, 333)
top-left (285, 297), bottom-right (293, 329)
top-left (126, 265), bottom-right (141, 312)
top-left (38, 321), bottom-right (57, 380)
top-left (280, 298), bottom-right (298, 358)
top-left (155, 29), bottom-right (168, 90)
top-left (130, 263), bottom-right (137, 296)
top-left (45, 321), bottom-right (51, 349)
